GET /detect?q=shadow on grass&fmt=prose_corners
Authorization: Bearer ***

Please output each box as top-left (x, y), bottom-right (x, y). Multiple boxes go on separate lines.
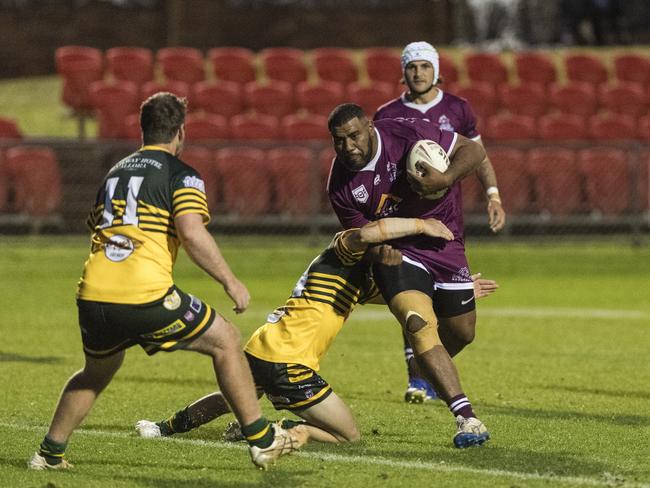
top-left (481, 402), bottom-right (650, 426)
top-left (0, 351), bottom-right (63, 364)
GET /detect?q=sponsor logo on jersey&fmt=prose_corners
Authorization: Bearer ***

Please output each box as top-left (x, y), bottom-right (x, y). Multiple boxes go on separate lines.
top-left (374, 174), bottom-right (381, 186)
top-left (163, 290), bottom-right (182, 310)
top-left (182, 176), bottom-right (206, 193)
top-left (141, 319), bottom-right (186, 339)
top-left (387, 161), bottom-right (399, 182)
top-left (352, 184), bottom-right (369, 203)
top-left (184, 310), bottom-right (195, 322)
top-left (104, 234), bottom-right (134, 262)
top-left (438, 114), bottom-right (455, 131)
top-left (266, 308), bottom-right (286, 323)
top-left (189, 295), bottom-right (203, 313)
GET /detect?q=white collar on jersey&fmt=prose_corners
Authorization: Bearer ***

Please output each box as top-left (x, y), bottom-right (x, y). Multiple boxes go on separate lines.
top-left (400, 89), bottom-right (444, 114)
top-left (356, 127), bottom-right (382, 172)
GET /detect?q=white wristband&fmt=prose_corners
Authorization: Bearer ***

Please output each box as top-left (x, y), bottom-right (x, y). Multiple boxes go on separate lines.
top-left (486, 186), bottom-right (499, 196)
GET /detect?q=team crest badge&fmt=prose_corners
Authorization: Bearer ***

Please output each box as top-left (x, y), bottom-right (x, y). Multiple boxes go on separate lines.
top-left (163, 290), bottom-right (182, 310)
top-left (438, 115), bottom-right (455, 131)
top-left (352, 184), bottom-right (369, 203)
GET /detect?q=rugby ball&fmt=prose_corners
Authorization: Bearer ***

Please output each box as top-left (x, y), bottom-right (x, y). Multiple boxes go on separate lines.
top-left (407, 139), bottom-right (450, 200)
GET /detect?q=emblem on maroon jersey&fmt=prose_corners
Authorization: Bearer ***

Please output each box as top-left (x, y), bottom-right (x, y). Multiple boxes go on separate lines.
top-left (352, 184), bottom-right (369, 203)
top-left (438, 115), bottom-right (455, 131)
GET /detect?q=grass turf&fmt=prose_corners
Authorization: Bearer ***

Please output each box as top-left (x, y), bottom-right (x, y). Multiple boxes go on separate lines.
top-left (0, 236), bottom-right (649, 487)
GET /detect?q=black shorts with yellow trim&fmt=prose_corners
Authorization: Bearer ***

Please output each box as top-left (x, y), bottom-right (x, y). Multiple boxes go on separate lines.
top-left (245, 353), bottom-right (333, 411)
top-left (77, 285), bottom-right (215, 358)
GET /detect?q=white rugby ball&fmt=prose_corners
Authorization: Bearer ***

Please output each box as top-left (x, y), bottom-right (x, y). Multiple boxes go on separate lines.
top-left (407, 139), bottom-right (450, 200)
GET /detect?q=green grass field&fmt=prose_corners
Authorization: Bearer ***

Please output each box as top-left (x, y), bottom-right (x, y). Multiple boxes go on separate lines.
top-left (1, 236), bottom-right (649, 487)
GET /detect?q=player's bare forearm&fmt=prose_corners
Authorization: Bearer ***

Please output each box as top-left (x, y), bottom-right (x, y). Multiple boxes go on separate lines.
top-left (345, 218), bottom-right (453, 252)
top-left (176, 214), bottom-right (239, 287)
top-left (445, 135), bottom-right (487, 186)
top-left (476, 157), bottom-right (498, 190)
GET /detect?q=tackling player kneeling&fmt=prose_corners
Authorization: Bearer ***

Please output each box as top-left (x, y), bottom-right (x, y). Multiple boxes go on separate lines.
top-left (136, 217), bottom-right (497, 448)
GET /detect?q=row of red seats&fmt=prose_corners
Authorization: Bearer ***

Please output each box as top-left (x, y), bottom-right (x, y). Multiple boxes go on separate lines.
top-left (187, 145), bottom-right (649, 218)
top-left (482, 112), bottom-right (650, 141)
top-left (118, 111), bottom-right (650, 142)
top-left (56, 45), bottom-right (650, 114)
top-left (57, 45), bottom-right (650, 88)
top-left (462, 147), bottom-right (649, 216)
top-left (452, 80), bottom-right (650, 119)
top-left (0, 147), bottom-right (62, 216)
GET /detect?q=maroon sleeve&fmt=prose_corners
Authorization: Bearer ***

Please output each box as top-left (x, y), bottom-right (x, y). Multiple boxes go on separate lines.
top-left (327, 166), bottom-right (371, 229)
top-left (459, 100), bottom-right (480, 139)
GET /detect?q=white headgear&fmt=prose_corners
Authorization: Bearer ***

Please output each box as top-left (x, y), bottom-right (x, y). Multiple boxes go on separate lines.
top-left (400, 41), bottom-right (439, 84)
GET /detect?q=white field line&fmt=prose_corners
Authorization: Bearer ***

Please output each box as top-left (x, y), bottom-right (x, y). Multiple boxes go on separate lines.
top-left (3, 422), bottom-right (648, 488)
top-left (350, 307), bottom-right (649, 321)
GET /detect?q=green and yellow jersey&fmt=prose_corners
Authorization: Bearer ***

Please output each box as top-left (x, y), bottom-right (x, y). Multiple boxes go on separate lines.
top-left (77, 146), bottom-right (210, 304)
top-left (245, 229), bottom-right (380, 372)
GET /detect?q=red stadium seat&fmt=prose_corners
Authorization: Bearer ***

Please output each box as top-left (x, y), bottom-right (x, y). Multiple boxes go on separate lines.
top-left (260, 47), bottom-right (308, 85)
top-left (549, 82), bottom-right (598, 117)
top-left (484, 114), bottom-right (536, 141)
top-left (346, 82), bottom-right (394, 115)
top-left (639, 149), bottom-right (650, 211)
top-left (243, 80), bottom-right (295, 118)
top-left (498, 83), bottom-right (547, 117)
top-left (613, 53), bottom-right (650, 85)
top-left (140, 80), bottom-right (190, 101)
top-left (364, 48), bottom-right (402, 85)
top-left (184, 113), bottom-right (229, 141)
top-left (280, 114), bottom-right (330, 141)
top-left (464, 52), bottom-right (509, 86)
top-left (588, 113), bottom-right (637, 140)
top-left (214, 147), bottom-right (270, 216)
top-left (157, 47), bottom-right (205, 85)
top-left (295, 81), bottom-right (345, 116)
top-left (597, 82), bottom-right (647, 117)
top-left (181, 146), bottom-right (219, 211)
top-left (528, 148), bottom-right (583, 215)
top-left (208, 47), bottom-right (256, 84)
top-left (515, 52), bottom-right (557, 88)
top-left (106, 47), bottom-right (154, 85)
top-left (121, 113), bottom-right (141, 141)
top-left (639, 115), bottom-right (650, 140)
top-left (565, 53), bottom-right (609, 86)
top-left (190, 81), bottom-right (243, 118)
top-left (0, 117), bottom-right (22, 139)
top-left (579, 148), bottom-right (631, 215)
top-left (319, 147), bottom-right (336, 212)
top-left (454, 82), bottom-right (498, 121)
top-left (0, 151), bottom-right (8, 212)
top-left (438, 53), bottom-right (459, 85)
top-left (537, 113), bottom-right (588, 140)
top-left (267, 147), bottom-right (316, 215)
top-left (488, 148), bottom-right (531, 214)
top-left (55, 45), bottom-right (104, 113)
top-left (230, 113), bottom-right (280, 140)
top-left (88, 80), bottom-right (140, 139)
top-left (312, 48), bottom-right (358, 85)
top-left (5, 146), bottom-right (62, 216)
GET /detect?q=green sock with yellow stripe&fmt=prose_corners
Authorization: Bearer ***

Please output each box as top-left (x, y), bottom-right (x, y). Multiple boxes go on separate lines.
top-left (39, 435), bottom-right (67, 465)
top-left (241, 417), bottom-right (274, 448)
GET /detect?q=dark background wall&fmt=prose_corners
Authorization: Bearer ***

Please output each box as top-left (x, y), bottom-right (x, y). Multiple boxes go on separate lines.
top-left (0, 0), bottom-right (448, 78)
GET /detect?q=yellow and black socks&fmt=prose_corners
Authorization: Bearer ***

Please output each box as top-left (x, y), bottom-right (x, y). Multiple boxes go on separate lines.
top-left (241, 417), bottom-right (274, 448)
top-left (39, 436), bottom-right (67, 465)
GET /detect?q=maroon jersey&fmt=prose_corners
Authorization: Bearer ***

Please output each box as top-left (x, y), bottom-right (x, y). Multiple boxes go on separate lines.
top-left (327, 118), bottom-right (472, 284)
top-left (375, 90), bottom-right (480, 140)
